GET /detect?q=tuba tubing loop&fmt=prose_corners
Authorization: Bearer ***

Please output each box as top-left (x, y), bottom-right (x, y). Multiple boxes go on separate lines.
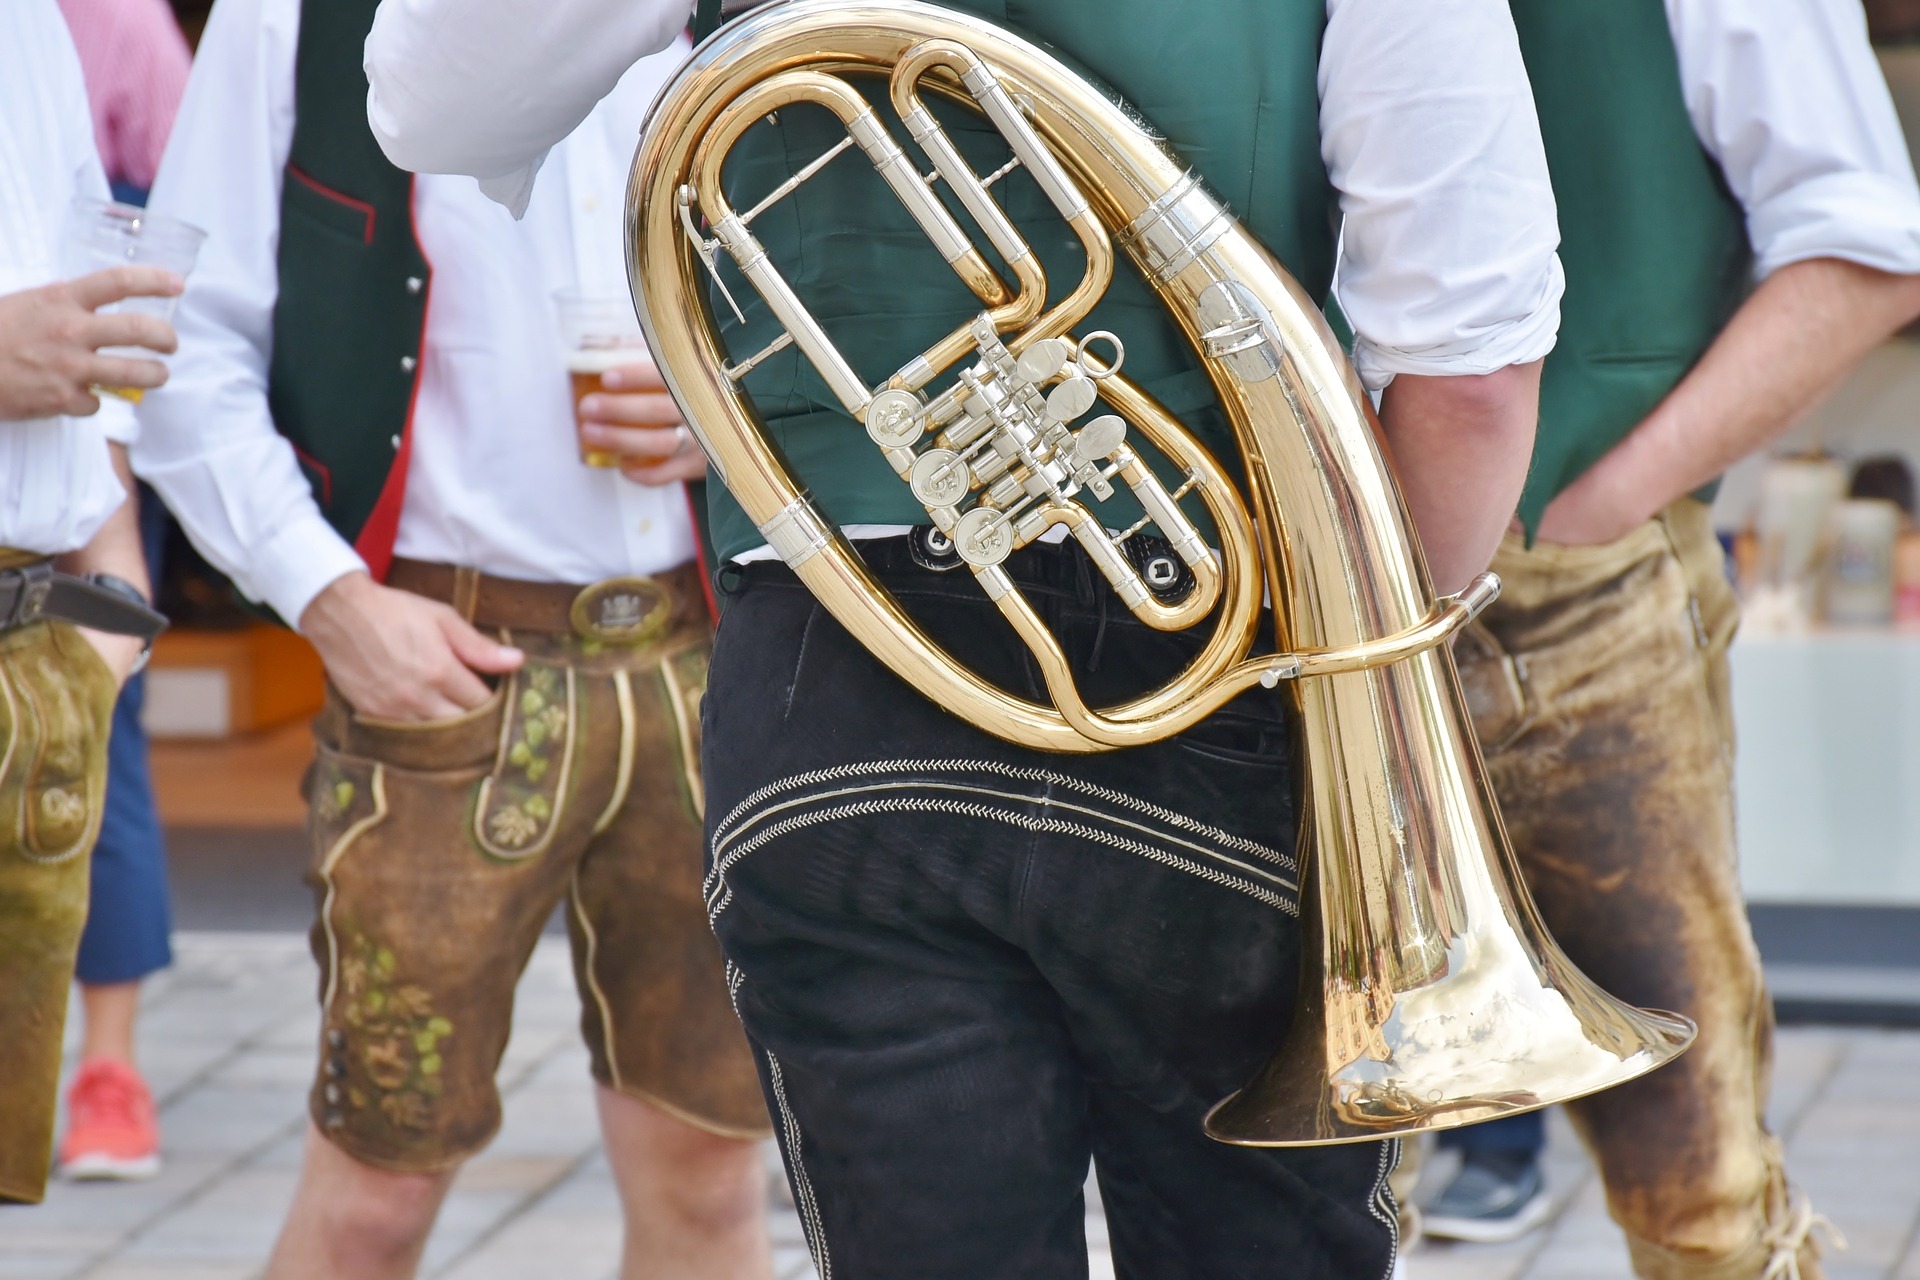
top-left (629, 0), bottom-right (1694, 1147)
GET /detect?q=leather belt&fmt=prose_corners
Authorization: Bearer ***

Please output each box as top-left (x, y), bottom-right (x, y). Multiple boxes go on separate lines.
top-left (0, 561), bottom-right (169, 641)
top-left (386, 559), bottom-right (708, 645)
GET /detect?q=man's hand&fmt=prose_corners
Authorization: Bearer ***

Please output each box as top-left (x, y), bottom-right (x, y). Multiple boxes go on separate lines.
top-left (299, 571), bottom-right (524, 721)
top-left (0, 267), bottom-right (182, 422)
top-left (577, 359), bottom-right (708, 485)
top-left (1532, 469), bottom-right (1647, 547)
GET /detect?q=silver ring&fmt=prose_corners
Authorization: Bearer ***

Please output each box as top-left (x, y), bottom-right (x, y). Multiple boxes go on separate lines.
top-left (673, 424), bottom-right (690, 452)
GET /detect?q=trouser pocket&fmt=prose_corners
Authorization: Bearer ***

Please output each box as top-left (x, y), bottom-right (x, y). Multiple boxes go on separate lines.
top-left (0, 623), bottom-right (116, 1203)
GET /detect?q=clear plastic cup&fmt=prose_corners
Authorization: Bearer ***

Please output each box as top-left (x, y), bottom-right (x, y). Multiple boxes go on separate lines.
top-left (63, 197), bottom-right (206, 402)
top-left (553, 289), bottom-right (648, 468)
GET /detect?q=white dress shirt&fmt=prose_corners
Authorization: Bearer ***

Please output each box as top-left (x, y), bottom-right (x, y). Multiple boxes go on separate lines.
top-left (366, 0), bottom-right (1569, 392)
top-left (1664, 0), bottom-right (1920, 279)
top-left (134, 0), bottom-right (694, 626)
top-left (0, 0), bottom-right (137, 556)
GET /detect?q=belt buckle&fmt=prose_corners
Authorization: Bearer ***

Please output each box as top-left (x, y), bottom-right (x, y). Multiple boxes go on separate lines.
top-left (570, 576), bottom-right (674, 647)
top-left (2, 563), bottom-right (52, 630)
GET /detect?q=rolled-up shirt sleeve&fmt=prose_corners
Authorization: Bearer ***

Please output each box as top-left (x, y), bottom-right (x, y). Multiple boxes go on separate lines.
top-left (1666, 0), bottom-right (1920, 280)
top-left (1321, 0), bottom-right (1564, 390)
top-left (364, 0), bottom-right (692, 216)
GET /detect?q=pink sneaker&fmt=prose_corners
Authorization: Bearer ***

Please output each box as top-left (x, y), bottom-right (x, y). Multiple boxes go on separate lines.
top-left (58, 1060), bottom-right (161, 1180)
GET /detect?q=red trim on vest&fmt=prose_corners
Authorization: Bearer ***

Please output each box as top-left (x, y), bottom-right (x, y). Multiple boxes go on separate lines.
top-left (351, 176), bottom-right (429, 581)
top-left (290, 443), bottom-right (334, 505)
top-left (684, 484), bottom-right (719, 624)
top-left (286, 165), bottom-right (377, 245)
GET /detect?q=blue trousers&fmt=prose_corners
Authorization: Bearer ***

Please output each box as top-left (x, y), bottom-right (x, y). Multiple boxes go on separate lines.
top-left (1438, 1110), bottom-right (1546, 1157)
top-left (73, 487), bottom-right (173, 986)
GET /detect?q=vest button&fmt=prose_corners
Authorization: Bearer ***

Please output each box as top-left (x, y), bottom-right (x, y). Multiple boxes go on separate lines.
top-left (405, 276), bottom-right (424, 294)
top-left (390, 435), bottom-right (402, 450)
top-left (400, 355), bottom-right (417, 373)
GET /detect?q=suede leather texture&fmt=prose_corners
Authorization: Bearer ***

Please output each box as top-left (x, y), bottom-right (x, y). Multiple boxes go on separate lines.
top-left (0, 622), bottom-right (118, 1204)
top-left (1457, 500), bottom-right (1816, 1280)
top-left (302, 609), bottom-right (768, 1173)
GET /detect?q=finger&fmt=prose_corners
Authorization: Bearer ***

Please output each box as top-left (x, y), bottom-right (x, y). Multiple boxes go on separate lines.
top-left (600, 359), bottom-right (665, 393)
top-left (431, 661), bottom-right (496, 712)
top-left (79, 353), bottom-right (170, 392)
top-left (578, 391), bottom-right (681, 428)
top-left (438, 612), bottom-right (525, 676)
top-left (59, 387), bottom-right (104, 417)
top-left (620, 453), bottom-right (709, 486)
top-left (385, 688), bottom-right (470, 721)
top-left (579, 422), bottom-right (682, 459)
top-left (67, 265), bottom-right (183, 310)
top-left (83, 310), bottom-right (177, 354)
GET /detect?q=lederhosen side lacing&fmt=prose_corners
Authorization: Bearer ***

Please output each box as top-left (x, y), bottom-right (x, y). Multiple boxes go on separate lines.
top-left (704, 758), bottom-right (1301, 926)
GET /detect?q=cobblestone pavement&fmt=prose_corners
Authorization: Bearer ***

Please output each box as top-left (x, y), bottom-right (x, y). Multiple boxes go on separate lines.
top-left (0, 934), bottom-right (1913, 1279)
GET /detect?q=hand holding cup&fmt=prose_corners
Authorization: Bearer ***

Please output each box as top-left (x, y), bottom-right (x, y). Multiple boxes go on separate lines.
top-left (0, 267), bottom-right (182, 422)
top-left (554, 289), bottom-right (704, 483)
top-left (62, 197), bottom-right (205, 403)
top-left (576, 359), bottom-right (708, 485)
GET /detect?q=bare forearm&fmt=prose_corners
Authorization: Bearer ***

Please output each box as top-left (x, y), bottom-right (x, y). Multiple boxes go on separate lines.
top-left (1554, 259), bottom-right (1920, 535)
top-left (53, 445), bottom-right (150, 594)
top-left (1377, 361), bottom-right (1542, 595)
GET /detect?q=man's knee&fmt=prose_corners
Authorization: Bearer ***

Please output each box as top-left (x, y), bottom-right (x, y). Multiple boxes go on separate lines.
top-left (308, 1147), bottom-right (451, 1264)
top-left (600, 1088), bottom-right (765, 1232)
top-left (657, 1128), bottom-right (766, 1232)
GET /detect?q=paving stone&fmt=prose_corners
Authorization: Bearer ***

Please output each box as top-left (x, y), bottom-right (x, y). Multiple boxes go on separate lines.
top-left (449, 1155), bottom-right (576, 1196)
top-left (0, 1250), bottom-right (79, 1279)
top-left (153, 1083), bottom-right (304, 1159)
top-left (112, 1162), bottom-right (300, 1259)
top-left (82, 1264), bottom-right (258, 1280)
top-left (35, 934), bottom-right (1920, 1280)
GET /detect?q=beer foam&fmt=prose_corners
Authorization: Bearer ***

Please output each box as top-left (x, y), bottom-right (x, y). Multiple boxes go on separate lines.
top-left (565, 346), bottom-right (646, 374)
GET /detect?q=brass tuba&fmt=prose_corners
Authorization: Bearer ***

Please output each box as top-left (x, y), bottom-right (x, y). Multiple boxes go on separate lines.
top-left (626, 0), bottom-right (1694, 1145)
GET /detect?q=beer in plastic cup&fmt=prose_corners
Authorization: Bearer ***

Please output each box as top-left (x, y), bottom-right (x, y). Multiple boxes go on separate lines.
top-left (63, 197), bottom-right (205, 403)
top-left (554, 290), bottom-right (647, 469)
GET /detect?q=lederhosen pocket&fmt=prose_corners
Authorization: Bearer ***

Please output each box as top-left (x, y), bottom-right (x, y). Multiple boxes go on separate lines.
top-left (0, 624), bottom-right (117, 865)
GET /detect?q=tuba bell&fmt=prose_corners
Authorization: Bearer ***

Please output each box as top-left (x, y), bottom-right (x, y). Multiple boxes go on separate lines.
top-left (625, 0), bottom-right (1694, 1145)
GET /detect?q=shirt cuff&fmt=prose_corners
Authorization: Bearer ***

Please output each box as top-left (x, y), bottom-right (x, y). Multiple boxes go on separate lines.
top-left (1748, 170), bottom-right (1920, 280)
top-left (1351, 257), bottom-right (1565, 392)
top-left (245, 508), bottom-right (368, 626)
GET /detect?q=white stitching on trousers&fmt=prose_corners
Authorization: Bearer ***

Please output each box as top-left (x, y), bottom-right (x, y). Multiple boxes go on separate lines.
top-left (707, 790), bottom-right (1298, 922)
top-left (765, 1049), bottom-right (832, 1279)
top-left (706, 777), bottom-right (1298, 907)
top-left (712, 757), bottom-right (1295, 872)
top-left (1371, 1138), bottom-right (1401, 1280)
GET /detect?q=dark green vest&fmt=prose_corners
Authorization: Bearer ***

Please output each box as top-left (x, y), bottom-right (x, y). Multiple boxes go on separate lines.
top-left (268, 0), bottom-right (431, 578)
top-left (1510, 0), bottom-right (1752, 530)
top-left (697, 0), bottom-right (1332, 562)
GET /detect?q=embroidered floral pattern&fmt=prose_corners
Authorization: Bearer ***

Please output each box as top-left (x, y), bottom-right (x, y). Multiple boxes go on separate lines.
top-left (475, 666), bottom-right (572, 857)
top-left (36, 787), bottom-right (86, 838)
top-left (314, 769), bottom-right (358, 824)
top-left (335, 932), bottom-right (454, 1133)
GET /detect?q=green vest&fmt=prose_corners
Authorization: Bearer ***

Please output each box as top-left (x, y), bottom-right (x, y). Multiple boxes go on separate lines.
top-left (1510, 0), bottom-right (1752, 530)
top-left (268, 0), bottom-right (431, 579)
top-left (698, 0), bottom-right (1333, 562)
